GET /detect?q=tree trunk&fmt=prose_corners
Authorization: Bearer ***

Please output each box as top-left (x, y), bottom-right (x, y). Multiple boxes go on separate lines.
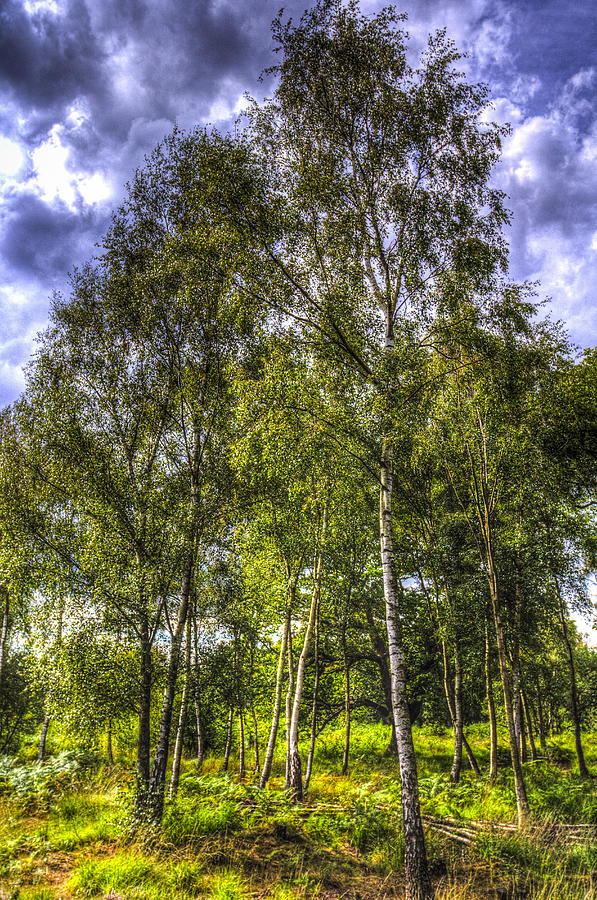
top-left (304, 606), bottom-right (320, 793)
top-left (554, 578), bottom-right (590, 778)
top-left (193, 606), bottom-right (204, 772)
top-left (485, 621), bottom-right (498, 781)
top-left (147, 558), bottom-right (193, 822)
top-left (487, 556), bottom-right (529, 824)
top-left (38, 715), bottom-right (50, 761)
top-left (380, 436), bottom-right (432, 900)
top-left (512, 657), bottom-right (526, 763)
top-left (222, 706), bottom-right (234, 773)
top-left (521, 687), bottom-right (537, 762)
top-left (535, 681), bottom-right (546, 753)
top-left (287, 503), bottom-right (327, 800)
top-left (342, 643), bottom-right (351, 777)
top-left (169, 616), bottom-right (192, 801)
top-left (285, 615), bottom-right (295, 790)
top-left (238, 708), bottom-right (246, 781)
top-left (260, 607), bottom-right (290, 788)
top-left (0, 587), bottom-right (10, 690)
top-left (432, 575), bottom-right (479, 778)
top-left (512, 577), bottom-right (526, 763)
top-left (440, 637), bottom-right (479, 781)
top-left (135, 612), bottom-right (152, 809)
top-left (252, 701), bottom-right (260, 773)
top-left (248, 646), bottom-right (260, 773)
top-left (449, 644), bottom-right (463, 784)
top-left (195, 694), bottom-right (204, 772)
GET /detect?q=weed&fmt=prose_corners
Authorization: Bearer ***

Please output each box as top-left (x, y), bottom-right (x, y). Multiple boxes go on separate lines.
top-left (163, 799), bottom-right (241, 845)
top-left (209, 870), bottom-right (248, 899)
top-left (69, 852), bottom-right (158, 898)
top-left (167, 858), bottom-right (204, 892)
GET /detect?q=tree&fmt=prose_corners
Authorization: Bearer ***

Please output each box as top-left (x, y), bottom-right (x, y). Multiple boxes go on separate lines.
top-left (244, 4), bottom-right (508, 895)
top-left (430, 284), bottom-right (571, 822)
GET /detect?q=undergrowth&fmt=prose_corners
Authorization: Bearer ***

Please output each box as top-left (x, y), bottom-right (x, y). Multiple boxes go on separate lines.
top-left (0, 724), bottom-right (595, 899)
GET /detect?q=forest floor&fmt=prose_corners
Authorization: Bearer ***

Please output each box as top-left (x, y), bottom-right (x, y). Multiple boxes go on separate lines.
top-left (0, 723), bottom-right (596, 900)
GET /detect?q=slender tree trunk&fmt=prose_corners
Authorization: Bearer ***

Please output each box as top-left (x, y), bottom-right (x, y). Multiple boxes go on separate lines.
top-left (147, 558), bottom-right (193, 822)
top-left (239, 708), bottom-right (246, 781)
top-left (136, 613), bottom-right (152, 808)
top-left (193, 605), bottom-right (204, 772)
top-left (288, 504), bottom-right (327, 800)
top-left (554, 578), bottom-right (590, 777)
top-left (487, 555), bottom-right (529, 824)
top-left (285, 617), bottom-right (295, 790)
top-left (304, 606), bottom-right (320, 793)
top-left (449, 644), bottom-right (464, 784)
top-left (431, 574), bottom-right (479, 778)
top-left (106, 720), bottom-right (114, 767)
top-left (248, 646), bottom-right (260, 773)
top-left (380, 436), bottom-right (432, 900)
top-left (252, 701), bottom-right (260, 773)
top-left (260, 608), bottom-right (290, 789)
top-left (512, 578), bottom-right (526, 763)
top-left (535, 681), bottom-right (546, 754)
top-left (222, 706), bottom-right (234, 773)
top-left (512, 656), bottom-right (526, 763)
top-left (38, 715), bottom-right (50, 761)
top-left (38, 595), bottom-right (64, 765)
top-left (485, 621), bottom-right (498, 781)
top-left (441, 636), bottom-right (479, 781)
top-left (0, 587), bottom-right (10, 691)
top-left (342, 641), bottom-right (351, 777)
top-left (195, 695), bottom-right (204, 771)
top-left (170, 616), bottom-right (192, 801)
top-left (521, 687), bottom-right (537, 761)
top-left (519, 700), bottom-right (528, 763)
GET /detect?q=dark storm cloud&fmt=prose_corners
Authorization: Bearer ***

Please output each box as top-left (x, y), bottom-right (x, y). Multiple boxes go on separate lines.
top-left (0, 0), bottom-right (106, 109)
top-left (0, 190), bottom-right (109, 280)
top-left (0, 0), bottom-right (299, 286)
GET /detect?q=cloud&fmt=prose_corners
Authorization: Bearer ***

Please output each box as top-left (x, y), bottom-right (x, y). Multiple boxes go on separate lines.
top-left (0, 0), bottom-right (106, 112)
top-left (0, 283), bottom-right (46, 405)
top-left (0, 0), bottom-right (596, 403)
top-left (493, 67), bottom-right (597, 345)
top-left (0, 190), bottom-right (108, 280)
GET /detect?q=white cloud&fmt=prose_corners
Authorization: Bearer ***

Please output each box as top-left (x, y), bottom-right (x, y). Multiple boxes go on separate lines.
top-left (23, 0), bottom-right (59, 15)
top-left (494, 69), bottom-right (597, 346)
top-left (205, 87), bottom-right (249, 124)
top-left (31, 126), bottom-right (75, 206)
top-left (0, 284), bottom-right (47, 403)
top-left (471, 4), bottom-right (514, 69)
top-left (30, 118), bottom-right (112, 210)
top-left (0, 137), bottom-right (25, 178)
top-left (0, 358), bottom-right (26, 399)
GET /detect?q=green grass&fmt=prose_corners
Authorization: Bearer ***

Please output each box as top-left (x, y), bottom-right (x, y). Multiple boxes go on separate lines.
top-left (0, 723), bottom-right (596, 899)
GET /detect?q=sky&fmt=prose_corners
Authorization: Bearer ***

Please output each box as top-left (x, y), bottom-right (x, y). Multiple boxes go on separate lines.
top-left (0, 0), bottom-right (596, 405)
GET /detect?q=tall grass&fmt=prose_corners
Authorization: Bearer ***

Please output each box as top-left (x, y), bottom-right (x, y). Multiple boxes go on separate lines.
top-left (1, 723), bottom-right (596, 899)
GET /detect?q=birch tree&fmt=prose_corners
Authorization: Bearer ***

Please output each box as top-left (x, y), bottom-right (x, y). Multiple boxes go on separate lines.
top-left (245, 4), bottom-right (508, 894)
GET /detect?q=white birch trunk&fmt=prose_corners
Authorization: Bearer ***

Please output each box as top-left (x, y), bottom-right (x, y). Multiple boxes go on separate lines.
top-left (380, 436), bottom-right (432, 900)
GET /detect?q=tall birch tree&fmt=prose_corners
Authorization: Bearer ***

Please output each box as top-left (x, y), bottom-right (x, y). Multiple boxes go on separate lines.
top-left (245, 4), bottom-right (508, 895)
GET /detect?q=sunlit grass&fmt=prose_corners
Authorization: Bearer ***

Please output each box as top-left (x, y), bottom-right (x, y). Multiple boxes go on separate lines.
top-left (1, 723), bottom-right (596, 899)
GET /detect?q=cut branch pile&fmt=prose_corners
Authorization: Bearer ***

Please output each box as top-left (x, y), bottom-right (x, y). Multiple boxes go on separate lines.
top-left (422, 815), bottom-right (597, 846)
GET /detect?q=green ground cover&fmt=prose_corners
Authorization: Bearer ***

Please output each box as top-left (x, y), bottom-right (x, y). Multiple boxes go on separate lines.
top-left (0, 724), bottom-right (595, 899)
